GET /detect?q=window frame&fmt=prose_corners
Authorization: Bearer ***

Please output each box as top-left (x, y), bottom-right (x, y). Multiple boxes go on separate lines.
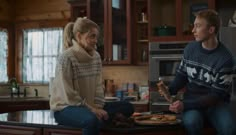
top-left (0, 21), bottom-right (14, 85)
top-left (15, 20), bottom-right (68, 85)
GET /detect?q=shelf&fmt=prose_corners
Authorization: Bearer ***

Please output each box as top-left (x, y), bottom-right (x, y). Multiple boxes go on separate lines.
top-left (150, 36), bottom-right (178, 42)
top-left (138, 39), bottom-right (149, 42)
top-left (137, 21), bottom-right (148, 24)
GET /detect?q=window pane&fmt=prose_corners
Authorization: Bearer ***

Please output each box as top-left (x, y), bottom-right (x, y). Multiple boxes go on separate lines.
top-left (23, 28), bottom-right (63, 83)
top-left (0, 29), bottom-right (8, 82)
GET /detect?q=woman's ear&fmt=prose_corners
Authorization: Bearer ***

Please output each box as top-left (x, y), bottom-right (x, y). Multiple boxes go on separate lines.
top-left (76, 32), bottom-right (81, 40)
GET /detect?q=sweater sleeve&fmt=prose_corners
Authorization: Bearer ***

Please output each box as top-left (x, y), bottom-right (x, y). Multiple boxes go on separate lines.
top-left (183, 58), bottom-right (234, 110)
top-left (50, 54), bottom-right (83, 111)
top-left (169, 58), bottom-right (189, 95)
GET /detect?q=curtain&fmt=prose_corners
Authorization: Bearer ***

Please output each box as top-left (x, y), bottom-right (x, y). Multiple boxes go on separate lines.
top-left (23, 28), bottom-right (63, 83)
top-left (0, 29), bottom-right (8, 83)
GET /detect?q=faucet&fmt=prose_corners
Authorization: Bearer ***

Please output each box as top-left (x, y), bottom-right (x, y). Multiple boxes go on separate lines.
top-left (23, 87), bottom-right (30, 97)
top-left (9, 78), bottom-right (20, 97)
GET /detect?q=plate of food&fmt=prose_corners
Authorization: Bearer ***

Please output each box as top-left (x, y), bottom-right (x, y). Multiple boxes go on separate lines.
top-left (105, 96), bottom-right (120, 102)
top-left (134, 114), bottom-right (181, 125)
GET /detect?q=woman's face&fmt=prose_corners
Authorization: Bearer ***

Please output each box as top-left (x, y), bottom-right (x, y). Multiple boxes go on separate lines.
top-left (78, 27), bottom-right (99, 53)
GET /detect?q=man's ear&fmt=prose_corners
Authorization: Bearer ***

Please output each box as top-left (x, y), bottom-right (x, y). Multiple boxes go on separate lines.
top-left (209, 26), bottom-right (215, 34)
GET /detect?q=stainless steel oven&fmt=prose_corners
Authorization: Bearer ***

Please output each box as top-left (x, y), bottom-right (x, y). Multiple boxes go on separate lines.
top-left (148, 41), bottom-right (189, 112)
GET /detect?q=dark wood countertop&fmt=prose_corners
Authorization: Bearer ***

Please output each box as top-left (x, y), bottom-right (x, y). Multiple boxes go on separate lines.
top-left (0, 97), bottom-right (50, 113)
top-left (0, 110), bottom-right (185, 134)
top-left (0, 96), bottom-right (49, 102)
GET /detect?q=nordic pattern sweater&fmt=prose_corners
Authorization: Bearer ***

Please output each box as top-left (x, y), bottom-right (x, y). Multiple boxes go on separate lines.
top-left (169, 41), bottom-right (234, 111)
top-left (50, 40), bottom-right (104, 111)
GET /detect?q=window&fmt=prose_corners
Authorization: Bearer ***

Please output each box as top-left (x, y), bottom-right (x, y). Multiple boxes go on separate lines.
top-left (23, 28), bottom-right (63, 83)
top-left (0, 29), bottom-right (8, 83)
top-left (112, 0), bottom-right (120, 9)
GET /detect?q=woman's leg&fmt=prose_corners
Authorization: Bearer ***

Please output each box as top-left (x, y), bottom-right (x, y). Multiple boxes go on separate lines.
top-left (182, 110), bottom-right (204, 135)
top-left (206, 103), bottom-right (236, 135)
top-left (54, 106), bottom-right (100, 135)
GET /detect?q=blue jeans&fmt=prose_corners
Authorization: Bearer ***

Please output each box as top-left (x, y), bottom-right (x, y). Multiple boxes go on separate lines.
top-left (182, 103), bottom-right (236, 135)
top-left (54, 101), bottom-right (134, 135)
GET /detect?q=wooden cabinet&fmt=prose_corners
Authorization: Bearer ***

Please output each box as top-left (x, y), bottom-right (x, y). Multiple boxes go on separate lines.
top-left (133, 103), bottom-right (149, 112)
top-left (68, 0), bottom-right (132, 65)
top-left (148, 0), bottom-right (215, 42)
top-left (67, 0), bottom-right (88, 21)
top-left (132, 0), bottom-right (215, 65)
top-left (0, 125), bottom-right (42, 135)
top-left (132, 0), bottom-right (149, 65)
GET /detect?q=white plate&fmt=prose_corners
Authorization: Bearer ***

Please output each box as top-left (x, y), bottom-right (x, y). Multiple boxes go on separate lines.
top-left (105, 97), bottom-right (120, 101)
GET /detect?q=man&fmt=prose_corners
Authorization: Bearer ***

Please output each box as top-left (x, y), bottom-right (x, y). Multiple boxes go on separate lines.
top-left (163, 9), bottom-right (236, 135)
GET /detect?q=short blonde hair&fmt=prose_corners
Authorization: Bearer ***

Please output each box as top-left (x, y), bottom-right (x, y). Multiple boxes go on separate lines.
top-left (195, 9), bottom-right (221, 34)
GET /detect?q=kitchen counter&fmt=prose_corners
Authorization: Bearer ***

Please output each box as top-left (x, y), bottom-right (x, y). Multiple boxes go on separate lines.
top-left (0, 110), bottom-right (216, 135)
top-left (0, 110), bottom-right (184, 134)
top-left (0, 97), bottom-right (49, 113)
top-left (0, 96), bottom-right (49, 101)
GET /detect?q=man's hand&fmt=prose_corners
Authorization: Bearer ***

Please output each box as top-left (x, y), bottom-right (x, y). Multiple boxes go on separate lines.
top-left (92, 108), bottom-right (109, 120)
top-left (169, 100), bottom-right (184, 113)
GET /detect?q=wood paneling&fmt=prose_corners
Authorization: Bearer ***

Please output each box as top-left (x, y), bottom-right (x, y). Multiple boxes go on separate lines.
top-left (14, 0), bottom-right (70, 21)
top-left (0, 0), bottom-right (14, 21)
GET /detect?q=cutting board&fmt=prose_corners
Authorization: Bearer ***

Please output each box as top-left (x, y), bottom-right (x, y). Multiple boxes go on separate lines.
top-left (134, 114), bottom-right (181, 126)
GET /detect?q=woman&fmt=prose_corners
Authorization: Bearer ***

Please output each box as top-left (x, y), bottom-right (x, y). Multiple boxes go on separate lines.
top-left (50, 18), bottom-right (134, 135)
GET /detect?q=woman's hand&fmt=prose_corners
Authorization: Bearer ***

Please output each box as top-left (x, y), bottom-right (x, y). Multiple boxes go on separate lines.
top-left (169, 100), bottom-right (184, 113)
top-left (92, 108), bottom-right (109, 120)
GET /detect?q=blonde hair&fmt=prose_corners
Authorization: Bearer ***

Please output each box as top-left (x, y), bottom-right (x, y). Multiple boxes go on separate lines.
top-left (63, 17), bottom-right (99, 49)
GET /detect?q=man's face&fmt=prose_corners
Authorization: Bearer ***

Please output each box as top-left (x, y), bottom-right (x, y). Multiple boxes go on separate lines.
top-left (192, 16), bottom-right (213, 42)
top-left (79, 27), bottom-right (99, 53)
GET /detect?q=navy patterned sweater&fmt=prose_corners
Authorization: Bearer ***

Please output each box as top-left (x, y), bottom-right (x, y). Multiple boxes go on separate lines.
top-left (169, 41), bottom-right (234, 111)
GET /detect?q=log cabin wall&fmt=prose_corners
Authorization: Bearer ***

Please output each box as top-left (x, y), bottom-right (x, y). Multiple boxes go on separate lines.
top-left (0, 0), bottom-right (14, 21)
top-left (14, 0), bottom-right (70, 21)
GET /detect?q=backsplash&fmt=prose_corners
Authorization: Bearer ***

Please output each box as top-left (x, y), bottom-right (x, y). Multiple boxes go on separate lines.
top-left (102, 66), bottom-right (149, 89)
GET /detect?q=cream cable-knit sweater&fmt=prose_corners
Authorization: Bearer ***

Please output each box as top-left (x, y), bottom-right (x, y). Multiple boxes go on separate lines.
top-left (50, 40), bottom-right (105, 111)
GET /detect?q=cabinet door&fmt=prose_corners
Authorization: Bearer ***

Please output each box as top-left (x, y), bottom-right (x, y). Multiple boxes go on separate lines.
top-left (133, 0), bottom-right (149, 65)
top-left (67, 0), bottom-right (89, 21)
top-left (0, 125), bottom-right (41, 135)
top-left (181, 0), bottom-right (215, 40)
top-left (105, 0), bottom-right (131, 64)
top-left (44, 128), bottom-right (82, 135)
top-left (68, 0), bottom-right (132, 65)
top-left (90, 0), bottom-right (106, 62)
top-left (148, 0), bottom-right (215, 42)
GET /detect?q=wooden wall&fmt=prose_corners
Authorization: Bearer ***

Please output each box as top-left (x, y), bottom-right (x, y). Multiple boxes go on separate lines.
top-left (14, 0), bottom-right (70, 21)
top-left (0, 0), bottom-right (70, 22)
top-left (0, 0), bottom-right (14, 21)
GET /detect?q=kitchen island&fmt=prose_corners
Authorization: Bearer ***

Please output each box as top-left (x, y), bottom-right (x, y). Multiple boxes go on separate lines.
top-left (0, 110), bottom-right (216, 135)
